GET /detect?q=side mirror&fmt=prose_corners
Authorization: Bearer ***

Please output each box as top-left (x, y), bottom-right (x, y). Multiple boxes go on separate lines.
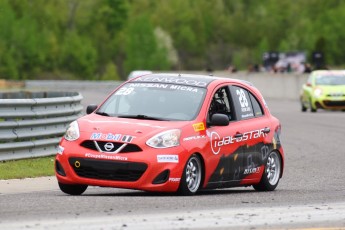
top-left (210, 113), bottom-right (229, 126)
top-left (86, 104), bottom-right (98, 114)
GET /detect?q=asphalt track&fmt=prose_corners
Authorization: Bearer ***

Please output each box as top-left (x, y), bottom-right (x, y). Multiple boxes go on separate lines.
top-left (0, 84), bottom-right (345, 229)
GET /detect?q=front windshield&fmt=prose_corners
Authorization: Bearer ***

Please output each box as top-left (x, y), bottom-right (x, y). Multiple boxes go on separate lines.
top-left (97, 82), bottom-right (206, 121)
top-left (315, 75), bottom-right (345, 85)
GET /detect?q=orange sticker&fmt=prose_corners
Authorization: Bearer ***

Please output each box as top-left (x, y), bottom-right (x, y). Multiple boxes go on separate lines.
top-left (193, 122), bottom-right (205, 132)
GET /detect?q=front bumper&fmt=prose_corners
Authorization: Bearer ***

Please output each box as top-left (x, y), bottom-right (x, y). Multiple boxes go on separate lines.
top-left (55, 144), bottom-right (187, 192)
top-left (313, 97), bottom-right (345, 110)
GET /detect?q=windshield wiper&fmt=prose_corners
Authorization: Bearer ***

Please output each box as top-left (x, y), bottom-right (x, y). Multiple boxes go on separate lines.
top-left (117, 114), bottom-right (166, 121)
top-left (95, 111), bottom-right (111, 116)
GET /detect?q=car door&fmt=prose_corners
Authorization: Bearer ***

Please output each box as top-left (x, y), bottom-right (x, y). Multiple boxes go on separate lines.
top-left (206, 85), bottom-right (247, 188)
top-left (229, 85), bottom-right (271, 181)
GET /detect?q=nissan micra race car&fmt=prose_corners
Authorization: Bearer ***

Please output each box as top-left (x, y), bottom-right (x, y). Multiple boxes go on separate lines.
top-left (300, 70), bottom-right (345, 112)
top-left (55, 73), bottom-right (284, 195)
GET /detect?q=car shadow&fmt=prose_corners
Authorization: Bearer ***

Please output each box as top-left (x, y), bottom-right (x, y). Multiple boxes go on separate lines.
top-left (81, 187), bottom-right (257, 197)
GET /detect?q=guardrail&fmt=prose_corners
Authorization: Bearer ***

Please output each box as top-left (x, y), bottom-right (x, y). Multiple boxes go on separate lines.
top-left (0, 91), bottom-right (83, 161)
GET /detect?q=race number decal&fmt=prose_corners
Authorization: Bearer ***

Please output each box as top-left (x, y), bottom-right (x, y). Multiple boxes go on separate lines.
top-left (115, 87), bottom-right (134, 95)
top-left (236, 89), bottom-right (249, 108)
top-left (236, 88), bottom-right (252, 114)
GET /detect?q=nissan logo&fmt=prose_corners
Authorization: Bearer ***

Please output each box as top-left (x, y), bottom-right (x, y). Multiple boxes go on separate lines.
top-left (104, 142), bottom-right (114, 151)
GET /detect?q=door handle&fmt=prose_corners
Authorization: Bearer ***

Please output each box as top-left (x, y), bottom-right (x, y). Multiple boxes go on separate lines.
top-left (234, 132), bottom-right (243, 138)
top-left (263, 127), bottom-right (270, 134)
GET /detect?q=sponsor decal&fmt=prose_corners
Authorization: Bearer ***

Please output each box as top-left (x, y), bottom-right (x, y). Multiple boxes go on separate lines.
top-left (90, 133), bottom-right (134, 143)
top-left (243, 167), bottom-right (261, 175)
top-left (192, 122), bottom-right (205, 132)
top-left (157, 155), bottom-right (179, 163)
top-left (133, 76), bottom-right (208, 87)
top-left (169, 178), bottom-right (181, 182)
top-left (241, 113), bottom-right (254, 119)
top-left (210, 129), bottom-right (267, 155)
top-left (130, 83), bottom-right (169, 89)
top-left (169, 85), bottom-right (199, 93)
top-left (85, 153), bottom-right (128, 161)
top-left (129, 83), bottom-right (199, 93)
top-left (57, 145), bottom-right (64, 155)
top-left (183, 135), bottom-right (206, 141)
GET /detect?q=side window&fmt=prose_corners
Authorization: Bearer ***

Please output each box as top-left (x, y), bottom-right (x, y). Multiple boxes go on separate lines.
top-left (207, 86), bottom-right (233, 123)
top-left (249, 93), bottom-right (263, 117)
top-left (231, 86), bottom-right (255, 120)
top-left (230, 86), bottom-right (264, 120)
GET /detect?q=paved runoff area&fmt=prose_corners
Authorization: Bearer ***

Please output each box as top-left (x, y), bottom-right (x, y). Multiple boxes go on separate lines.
top-left (0, 176), bottom-right (57, 195)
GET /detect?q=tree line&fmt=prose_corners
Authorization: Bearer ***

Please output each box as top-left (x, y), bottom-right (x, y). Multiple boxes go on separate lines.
top-left (0, 0), bottom-right (344, 80)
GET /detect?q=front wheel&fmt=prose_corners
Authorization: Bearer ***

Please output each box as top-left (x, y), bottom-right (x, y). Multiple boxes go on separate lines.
top-left (253, 151), bottom-right (281, 191)
top-left (309, 99), bottom-right (317, 112)
top-left (58, 182), bottom-right (88, 195)
top-left (301, 102), bottom-right (307, 112)
top-left (177, 154), bottom-right (202, 195)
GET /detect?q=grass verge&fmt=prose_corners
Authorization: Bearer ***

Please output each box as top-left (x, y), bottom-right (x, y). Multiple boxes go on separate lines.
top-left (0, 156), bottom-right (55, 180)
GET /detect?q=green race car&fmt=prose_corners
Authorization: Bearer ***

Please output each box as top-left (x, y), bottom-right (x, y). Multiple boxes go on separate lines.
top-left (300, 70), bottom-right (345, 112)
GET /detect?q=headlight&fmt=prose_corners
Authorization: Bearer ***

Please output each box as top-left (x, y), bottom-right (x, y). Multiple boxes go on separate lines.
top-left (64, 121), bottom-right (80, 141)
top-left (313, 88), bottom-right (323, 97)
top-left (146, 129), bottom-right (181, 148)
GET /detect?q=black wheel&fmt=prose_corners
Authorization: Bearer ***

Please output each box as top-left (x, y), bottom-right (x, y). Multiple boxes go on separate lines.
top-left (253, 151), bottom-right (282, 191)
top-left (301, 102), bottom-right (307, 112)
top-left (58, 182), bottom-right (88, 195)
top-left (177, 154), bottom-right (202, 195)
top-left (309, 99), bottom-right (317, 112)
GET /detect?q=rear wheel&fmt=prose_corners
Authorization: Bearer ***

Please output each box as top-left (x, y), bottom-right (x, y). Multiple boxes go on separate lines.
top-left (58, 182), bottom-right (88, 195)
top-left (253, 151), bottom-right (281, 191)
top-left (178, 154), bottom-right (202, 195)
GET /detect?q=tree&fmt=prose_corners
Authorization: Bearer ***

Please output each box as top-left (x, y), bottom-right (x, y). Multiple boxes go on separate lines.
top-left (124, 14), bottom-right (170, 74)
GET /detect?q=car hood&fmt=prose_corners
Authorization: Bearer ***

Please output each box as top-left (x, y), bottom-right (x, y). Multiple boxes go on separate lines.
top-left (77, 114), bottom-right (191, 141)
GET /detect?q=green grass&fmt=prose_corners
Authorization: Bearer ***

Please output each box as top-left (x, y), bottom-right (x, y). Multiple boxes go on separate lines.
top-left (0, 156), bottom-right (55, 180)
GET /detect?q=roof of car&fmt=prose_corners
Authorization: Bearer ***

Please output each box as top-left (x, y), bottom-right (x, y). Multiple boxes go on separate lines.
top-left (128, 73), bottom-right (248, 88)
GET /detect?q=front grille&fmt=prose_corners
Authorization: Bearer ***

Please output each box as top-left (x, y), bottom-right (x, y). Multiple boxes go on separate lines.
top-left (80, 140), bottom-right (142, 153)
top-left (323, 100), bottom-right (345, 107)
top-left (326, 93), bottom-right (345, 97)
top-left (69, 158), bottom-right (147, 181)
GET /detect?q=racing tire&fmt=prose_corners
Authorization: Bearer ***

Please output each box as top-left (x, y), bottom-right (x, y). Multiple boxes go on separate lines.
top-left (253, 151), bottom-right (281, 191)
top-left (309, 99), bottom-right (317, 113)
top-left (301, 103), bottom-right (307, 112)
top-left (177, 154), bottom-right (202, 196)
top-left (58, 182), bottom-right (88, 195)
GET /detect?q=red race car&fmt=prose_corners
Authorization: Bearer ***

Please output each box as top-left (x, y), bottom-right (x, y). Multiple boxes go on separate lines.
top-left (55, 73), bottom-right (284, 195)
